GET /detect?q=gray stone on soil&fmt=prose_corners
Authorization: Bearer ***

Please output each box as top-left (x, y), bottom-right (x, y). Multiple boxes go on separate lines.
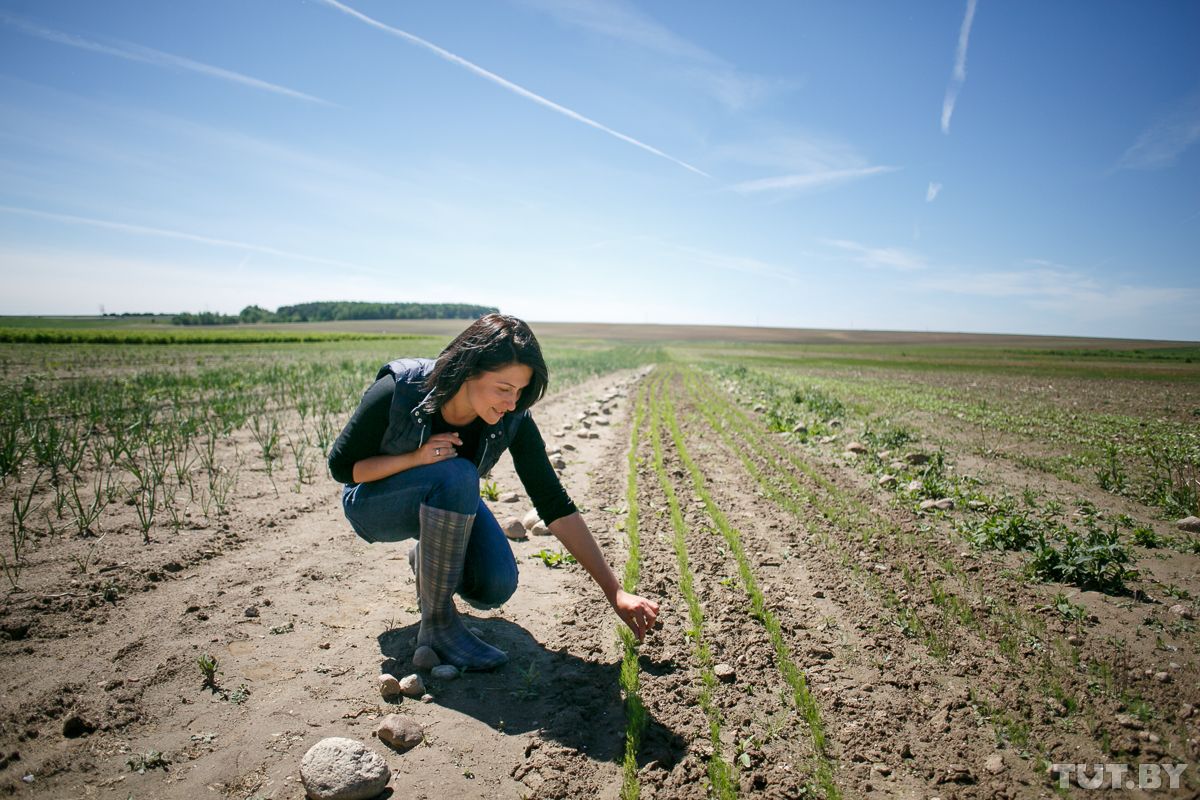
top-left (1179, 703), bottom-right (1194, 720)
top-left (561, 443), bottom-right (576, 451)
top-left (522, 509), bottom-right (542, 530)
top-left (919, 498), bottom-right (954, 512)
top-left (904, 452), bottom-right (931, 465)
top-left (531, 521), bottom-right (550, 536)
top-left (498, 491), bottom-right (520, 503)
top-left (889, 460), bottom-right (906, 472)
top-left (1155, 671), bottom-right (1171, 683)
top-left (1170, 604), bottom-right (1195, 620)
top-left (984, 754), bottom-right (1006, 775)
top-left (588, 431), bottom-right (599, 439)
top-left (714, 663), bottom-right (736, 683)
top-left (299, 737), bottom-right (391, 800)
top-left (1177, 516), bottom-right (1200, 533)
top-left (576, 430), bottom-right (591, 439)
top-left (845, 442), bottom-right (868, 454)
top-left (378, 674), bottom-right (400, 697)
top-left (791, 422), bottom-right (807, 433)
top-left (399, 674), bottom-right (425, 697)
top-left (244, 606), bottom-right (259, 618)
top-left (551, 457), bottom-right (567, 469)
top-left (421, 694), bottom-right (434, 703)
top-left (412, 646), bottom-right (441, 671)
top-left (877, 475), bottom-right (897, 488)
top-left (375, 714), bottom-right (423, 750)
top-left (431, 665), bottom-right (460, 681)
top-left (1115, 714), bottom-right (1144, 729)
top-left (501, 517), bottom-right (527, 541)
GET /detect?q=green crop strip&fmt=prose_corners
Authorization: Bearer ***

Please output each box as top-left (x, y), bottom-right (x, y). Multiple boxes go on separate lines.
top-left (662, 368), bottom-right (839, 800)
top-left (648, 369), bottom-right (737, 799)
top-left (619, 377), bottom-right (651, 800)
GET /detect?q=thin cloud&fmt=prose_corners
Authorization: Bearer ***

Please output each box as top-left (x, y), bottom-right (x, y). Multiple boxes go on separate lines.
top-left (515, 0), bottom-right (789, 110)
top-left (821, 239), bottom-right (928, 271)
top-left (1, 12), bottom-right (328, 104)
top-left (1116, 92), bottom-right (1200, 170)
top-left (663, 242), bottom-right (795, 283)
top-left (730, 166), bottom-right (896, 195)
top-left (926, 182), bottom-right (942, 202)
top-left (316, 0), bottom-right (709, 177)
top-left (0, 205), bottom-right (371, 271)
top-left (923, 266), bottom-right (1194, 320)
top-left (941, 0), bottom-right (978, 134)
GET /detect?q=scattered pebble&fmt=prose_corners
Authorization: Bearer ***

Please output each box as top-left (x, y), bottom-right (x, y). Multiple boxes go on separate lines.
top-left (318, 642), bottom-right (331, 650)
top-left (791, 422), bottom-right (807, 433)
top-left (713, 663), bottom-right (736, 683)
top-left (811, 590), bottom-right (825, 599)
top-left (421, 694), bottom-right (434, 703)
top-left (431, 665), bottom-right (459, 681)
top-left (877, 475), bottom-right (897, 488)
top-left (378, 674), bottom-right (400, 697)
top-left (984, 754), bottom-right (1006, 775)
top-left (904, 452), bottom-right (931, 465)
top-left (1179, 703), bottom-right (1193, 720)
top-left (1170, 604), bottom-right (1194, 620)
top-left (561, 443), bottom-right (576, 451)
top-left (522, 509), bottom-right (542, 530)
top-left (244, 606), bottom-right (259, 618)
top-left (1115, 714), bottom-right (1144, 729)
top-left (501, 517), bottom-right (527, 541)
top-left (399, 674), bottom-right (425, 697)
top-left (1176, 516), bottom-right (1200, 533)
top-left (375, 714), bottom-right (423, 750)
top-left (300, 737), bottom-right (390, 800)
top-left (498, 492), bottom-right (520, 503)
top-left (412, 647), bottom-right (440, 671)
top-left (1066, 635), bottom-right (1079, 646)
top-left (1154, 671), bottom-right (1170, 683)
top-left (531, 522), bottom-right (550, 536)
top-left (845, 442), bottom-right (867, 454)
top-left (576, 431), bottom-right (590, 439)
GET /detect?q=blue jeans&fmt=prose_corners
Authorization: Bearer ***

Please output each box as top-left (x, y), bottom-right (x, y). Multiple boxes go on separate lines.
top-left (341, 458), bottom-right (519, 606)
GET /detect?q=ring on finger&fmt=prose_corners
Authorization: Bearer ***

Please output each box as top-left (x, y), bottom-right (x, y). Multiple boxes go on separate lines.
top-left (435, 448), bottom-right (440, 455)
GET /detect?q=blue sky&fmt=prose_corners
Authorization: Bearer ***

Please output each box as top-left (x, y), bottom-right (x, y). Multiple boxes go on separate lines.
top-left (1, 1), bottom-right (1197, 340)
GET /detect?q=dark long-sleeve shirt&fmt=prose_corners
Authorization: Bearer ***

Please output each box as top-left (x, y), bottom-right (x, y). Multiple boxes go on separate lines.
top-left (328, 377), bottom-right (577, 524)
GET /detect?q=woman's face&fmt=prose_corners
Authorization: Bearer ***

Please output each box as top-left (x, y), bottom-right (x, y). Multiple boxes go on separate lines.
top-left (463, 362), bottom-right (534, 424)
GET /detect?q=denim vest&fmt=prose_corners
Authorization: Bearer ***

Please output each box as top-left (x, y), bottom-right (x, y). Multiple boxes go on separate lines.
top-left (376, 358), bottom-right (527, 478)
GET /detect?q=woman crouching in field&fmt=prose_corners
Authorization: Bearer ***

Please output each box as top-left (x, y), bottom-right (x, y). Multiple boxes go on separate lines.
top-left (328, 314), bottom-right (658, 670)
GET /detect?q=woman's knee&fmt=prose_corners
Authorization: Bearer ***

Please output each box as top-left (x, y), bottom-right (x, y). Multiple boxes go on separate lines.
top-left (428, 458), bottom-right (480, 513)
top-left (468, 561), bottom-right (518, 606)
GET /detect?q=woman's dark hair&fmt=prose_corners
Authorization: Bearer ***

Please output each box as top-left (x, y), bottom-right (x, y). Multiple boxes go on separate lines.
top-left (422, 314), bottom-right (548, 414)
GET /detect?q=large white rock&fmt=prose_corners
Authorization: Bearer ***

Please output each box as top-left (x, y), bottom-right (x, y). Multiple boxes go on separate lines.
top-left (300, 737), bottom-right (391, 800)
top-left (531, 521), bottom-right (550, 536)
top-left (522, 509), bottom-right (542, 530)
top-left (1177, 516), bottom-right (1200, 533)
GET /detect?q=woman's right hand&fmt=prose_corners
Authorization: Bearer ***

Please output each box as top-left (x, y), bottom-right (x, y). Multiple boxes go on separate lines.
top-left (417, 432), bottom-right (463, 466)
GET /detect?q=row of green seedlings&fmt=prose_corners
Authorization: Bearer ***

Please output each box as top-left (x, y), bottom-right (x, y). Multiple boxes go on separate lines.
top-left (692, 369), bottom-right (1187, 772)
top-left (0, 366), bottom-right (373, 591)
top-left (645, 370), bottom-right (737, 800)
top-left (662, 368), bottom-right (839, 800)
top-left (713, 364), bottom-right (1167, 595)
top-left (685, 370), bottom-right (1064, 761)
top-left (720, 361), bottom-right (1200, 521)
top-left (618, 380), bottom-right (650, 800)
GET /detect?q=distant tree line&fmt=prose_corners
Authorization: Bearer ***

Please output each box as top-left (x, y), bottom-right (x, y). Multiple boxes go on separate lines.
top-left (172, 302), bottom-right (499, 326)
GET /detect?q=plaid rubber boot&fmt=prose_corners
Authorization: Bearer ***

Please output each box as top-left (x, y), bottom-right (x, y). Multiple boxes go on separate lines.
top-left (415, 504), bottom-right (508, 670)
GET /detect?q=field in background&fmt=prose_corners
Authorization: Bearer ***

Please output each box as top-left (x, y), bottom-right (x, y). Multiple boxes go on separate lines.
top-left (0, 319), bottom-right (1199, 798)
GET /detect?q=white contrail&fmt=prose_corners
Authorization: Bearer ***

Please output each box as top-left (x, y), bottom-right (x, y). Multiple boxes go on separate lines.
top-left (941, 0), bottom-right (978, 134)
top-left (2, 12), bottom-right (328, 104)
top-left (315, 0), bottom-right (709, 177)
top-left (0, 205), bottom-right (367, 270)
top-left (728, 166), bottom-right (895, 194)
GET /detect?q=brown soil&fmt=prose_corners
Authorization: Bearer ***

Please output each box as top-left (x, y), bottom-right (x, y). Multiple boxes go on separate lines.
top-left (1, 366), bottom-right (1198, 800)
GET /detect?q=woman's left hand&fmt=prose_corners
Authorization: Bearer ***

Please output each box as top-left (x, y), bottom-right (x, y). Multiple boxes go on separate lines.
top-left (612, 589), bottom-right (660, 642)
